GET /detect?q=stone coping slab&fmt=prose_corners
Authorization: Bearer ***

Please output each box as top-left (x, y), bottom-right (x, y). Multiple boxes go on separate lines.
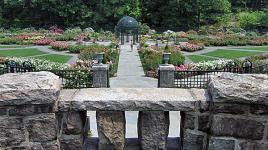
top-left (0, 71), bottom-right (60, 106)
top-left (209, 73), bottom-right (268, 106)
top-left (58, 88), bottom-right (210, 111)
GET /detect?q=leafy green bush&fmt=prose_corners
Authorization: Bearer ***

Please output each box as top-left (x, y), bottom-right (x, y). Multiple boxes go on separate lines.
top-left (0, 37), bottom-right (20, 45)
top-left (55, 33), bottom-right (77, 41)
top-left (139, 47), bottom-right (185, 72)
top-left (68, 45), bottom-right (88, 53)
top-left (238, 11), bottom-right (263, 30)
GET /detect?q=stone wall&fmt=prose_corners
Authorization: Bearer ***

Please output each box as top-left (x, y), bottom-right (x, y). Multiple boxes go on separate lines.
top-left (0, 72), bottom-right (61, 149)
top-left (1, 70), bottom-right (268, 150)
top-left (181, 73), bottom-right (268, 150)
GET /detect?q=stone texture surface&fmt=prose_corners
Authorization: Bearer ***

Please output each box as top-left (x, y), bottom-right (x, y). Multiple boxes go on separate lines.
top-left (197, 115), bottom-right (210, 132)
top-left (60, 135), bottom-right (83, 150)
top-left (208, 73), bottom-right (268, 105)
top-left (8, 105), bottom-right (53, 116)
top-left (0, 71), bottom-right (60, 106)
top-left (0, 128), bottom-right (25, 147)
top-left (97, 111), bottom-right (126, 150)
top-left (42, 141), bottom-right (60, 150)
top-left (211, 116), bottom-right (265, 140)
top-left (61, 111), bottom-right (84, 135)
top-left (240, 141), bottom-right (268, 150)
top-left (208, 138), bottom-right (235, 150)
top-left (138, 111), bottom-right (170, 150)
top-left (181, 112), bottom-right (195, 130)
top-left (212, 103), bottom-right (249, 114)
top-left (25, 114), bottom-right (57, 142)
top-left (0, 107), bottom-right (6, 115)
top-left (250, 104), bottom-right (268, 115)
top-left (59, 88), bottom-right (208, 111)
top-left (182, 130), bottom-right (205, 150)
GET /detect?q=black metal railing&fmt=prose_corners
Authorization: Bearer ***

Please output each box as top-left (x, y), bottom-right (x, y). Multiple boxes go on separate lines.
top-left (0, 61), bottom-right (93, 89)
top-left (174, 62), bottom-right (268, 89)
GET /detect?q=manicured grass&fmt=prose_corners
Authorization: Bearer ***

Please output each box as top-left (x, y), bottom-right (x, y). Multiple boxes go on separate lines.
top-left (0, 48), bottom-right (46, 57)
top-left (203, 49), bottom-right (264, 59)
top-left (33, 54), bottom-right (72, 63)
top-left (236, 47), bottom-right (268, 51)
top-left (187, 55), bottom-right (217, 63)
top-left (0, 45), bottom-right (24, 48)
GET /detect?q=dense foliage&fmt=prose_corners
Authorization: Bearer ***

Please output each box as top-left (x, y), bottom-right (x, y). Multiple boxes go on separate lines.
top-left (0, 0), bottom-right (267, 31)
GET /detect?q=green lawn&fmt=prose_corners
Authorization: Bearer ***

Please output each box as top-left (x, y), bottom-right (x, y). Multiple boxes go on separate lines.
top-left (0, 45), bottom-right (24, 48)
top-left (236, 47), bottom-right (268, 51)
top-left (187, 55), bottom-right (217, 63)
top-left (203, 49), bottom-right (264, 59)
top-left (33, 54), bottom-right (72, 63)
top-left (0, 48), bottom-right (46, 57)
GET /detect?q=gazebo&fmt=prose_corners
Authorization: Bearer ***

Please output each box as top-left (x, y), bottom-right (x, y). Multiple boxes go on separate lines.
top-left (115, 16), bottom-right (140, 45)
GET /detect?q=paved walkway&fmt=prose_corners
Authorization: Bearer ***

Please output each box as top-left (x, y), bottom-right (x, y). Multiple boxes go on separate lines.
top-left (89, 42), bottom-right (180, 138)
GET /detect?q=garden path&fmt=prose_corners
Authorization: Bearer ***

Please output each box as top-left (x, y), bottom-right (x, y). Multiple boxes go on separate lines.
top-left (89, 42), bottom-right (180, 138)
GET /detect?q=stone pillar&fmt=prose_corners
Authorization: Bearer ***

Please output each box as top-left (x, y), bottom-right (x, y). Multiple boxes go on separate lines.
top-left (137, 65), bottom-right (175, 150)
top-left (0, 72), bottom-right (60, 149)
top-left (158, 64), bottom-right (175, 88)
top-left (93, 64), bottom-right (126, 150)
top-left (92, 64), bottom-right (109, 88)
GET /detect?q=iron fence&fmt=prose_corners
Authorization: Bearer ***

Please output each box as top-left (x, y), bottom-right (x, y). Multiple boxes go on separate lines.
top-left (0, 61), bottom-right (93, 89)
top-left (174, 62), bottom-right (268, 89)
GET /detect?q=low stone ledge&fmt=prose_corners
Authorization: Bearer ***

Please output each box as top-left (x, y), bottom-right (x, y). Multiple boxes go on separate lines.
top-left (209, 73), bottom-right (268, 105)
top-left (0, 72), bottom-right (61, 106)
top-left (58, 88), bottom-right (210, 111)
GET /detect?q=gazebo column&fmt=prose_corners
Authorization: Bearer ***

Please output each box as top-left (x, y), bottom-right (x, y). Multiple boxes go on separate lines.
top-left (126, 33), bottom-right (129, 42)
top-left (133, 34), bottom-right (136, 45)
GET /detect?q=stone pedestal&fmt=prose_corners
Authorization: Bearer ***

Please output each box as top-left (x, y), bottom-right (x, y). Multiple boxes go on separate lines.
top-left (92, 64), bottom-right (109, 88)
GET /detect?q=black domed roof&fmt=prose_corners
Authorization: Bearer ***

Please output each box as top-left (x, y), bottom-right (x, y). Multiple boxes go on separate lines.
top-left (116, 16), bottom-right (139, 33)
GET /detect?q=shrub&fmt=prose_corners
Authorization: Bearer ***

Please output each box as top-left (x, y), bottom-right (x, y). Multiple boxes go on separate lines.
top-left (68, 45), bottom-right (88, 53)
top-left (249, 38), bottom-right (268, 46)
top-left (139, 47), bottom-right (185, 73)
top-left (50, 41), bottom-right (69, 51)
top-left (34, 38), bottom-right (54, 45)
top-left (55, 33), bottom-right (76, 41)
top-left (245, 32), bottom-right (258, 37)
top-left (180, 43), bottom-right (205, 52)
top-left (0, 37), bottom-right (20, 45)
top-left (238, 11), bottom-right (263, 30)
top-left (186, 30), bottom-right (198, 35)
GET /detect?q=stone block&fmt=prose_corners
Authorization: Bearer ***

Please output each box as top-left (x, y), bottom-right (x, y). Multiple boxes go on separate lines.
top-left (10, 143), bottom-right (43, 150)
top-left (250, 104), bottom-right (268, 115)
top-left (211, 116), bottom-right (265, 140)
top-left (208, 138), bottom-right (235, 150)
top-left (0, 72), bottom-right (60, 106)
top-left (182, 130), bottom-right (205, 150)
top-left (60, 135), bottom-right (83, 150)
top-left (198, 115), bottom-right (210, 132)
top-left (8, 105), bottom-right (53, 116)
top-left (0, 107), bottom-right (6, 115)
top-left (97, 111), bottom-right (125, 150)
top-left (0, 117), bottom-right (23, 129)
top-left (58, 88), bottom-right (197, 111)
top-left (25, 114), bottom-right (57, 142)
top-left (181, 112), bottom-right (195, 130)
top-left (212, 103), bottom-right (249, 114)
top-left (138, 111), bottom-right (170, 150)
top-left (0, 128), bottom-right (25, 147)
top-left (240, 141), bottom-right (268, 150)
top-left (208, 73), bottom-right (268, 105)
top-left (62, 111), bottom-right (85, 135)
top-left (42, 141), bottom-right (60, 150)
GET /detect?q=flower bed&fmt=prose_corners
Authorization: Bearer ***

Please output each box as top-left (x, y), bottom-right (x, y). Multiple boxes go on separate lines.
top-left (180, 43), bottom-right (204, 52)
top-left (34, 38), bottom-right (54, 45)
top-left (50, 41), bottom-right (69, 51)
